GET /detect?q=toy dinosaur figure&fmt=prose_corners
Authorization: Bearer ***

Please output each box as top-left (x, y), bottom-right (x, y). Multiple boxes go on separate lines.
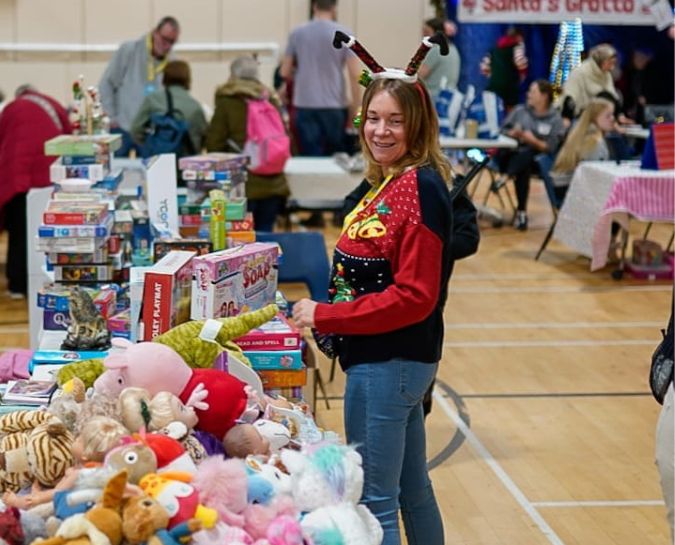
top-left (152, 303), bottom-right (278, 368)
top-left (61, 287), bottom-right (111, 351)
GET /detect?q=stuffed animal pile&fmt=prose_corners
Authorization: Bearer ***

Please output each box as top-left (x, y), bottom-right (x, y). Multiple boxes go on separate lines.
top-left (0, 306), bottom-right (384, 545)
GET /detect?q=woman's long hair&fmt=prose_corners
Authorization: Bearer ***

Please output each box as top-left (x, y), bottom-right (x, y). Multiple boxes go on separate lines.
top-left (359, 78), bottom-right (452, 185)
top-left (552, 98), bottom-right (614, 174)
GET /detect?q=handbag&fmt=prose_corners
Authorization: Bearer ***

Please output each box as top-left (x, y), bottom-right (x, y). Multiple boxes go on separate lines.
top-left (650, 313), bottom-right (674, 405)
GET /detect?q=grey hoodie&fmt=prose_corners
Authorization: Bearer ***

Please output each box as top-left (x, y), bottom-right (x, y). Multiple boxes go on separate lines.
top-left (501, 104), bottom-right (566, 153)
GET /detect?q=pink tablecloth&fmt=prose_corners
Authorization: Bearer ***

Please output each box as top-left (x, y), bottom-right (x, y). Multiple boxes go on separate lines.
top-left (592, 172), bottom-right (675, 270)
top-left (554, 162), bottom-right (675, 271)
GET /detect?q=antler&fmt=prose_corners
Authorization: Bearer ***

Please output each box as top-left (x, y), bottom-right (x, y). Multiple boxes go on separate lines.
top-left (333, 30), bottom-right (386, 74)
top-left (405, 32), bottom-right (449, 76)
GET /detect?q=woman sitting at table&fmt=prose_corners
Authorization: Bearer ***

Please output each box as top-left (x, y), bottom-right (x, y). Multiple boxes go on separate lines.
top-left (495, 79), bottom-right (565, 230)
top-left (553, 97), bottom-right (624, 260)
top-left (550, 97), bottom-right (616, 199)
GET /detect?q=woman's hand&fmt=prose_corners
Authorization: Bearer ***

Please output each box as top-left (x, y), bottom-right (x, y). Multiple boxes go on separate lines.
top-left (292, 298), bottom-right (318, 329)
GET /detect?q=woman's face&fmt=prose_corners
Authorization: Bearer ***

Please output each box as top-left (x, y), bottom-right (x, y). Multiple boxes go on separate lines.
top-left (526, 83), bottom-right (547, 109)
top-left (364, 90), bottom-right (408, 171)
top-left (600, 56), bottom-right (617, 72)
top-left (595, 105), bottom-right (615, 132)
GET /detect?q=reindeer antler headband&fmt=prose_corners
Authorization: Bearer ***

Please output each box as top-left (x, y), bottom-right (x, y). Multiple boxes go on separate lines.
top-left (333, 30), bottom-right (449, 86)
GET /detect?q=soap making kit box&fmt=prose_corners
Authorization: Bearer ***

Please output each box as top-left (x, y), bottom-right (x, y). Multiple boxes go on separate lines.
top-left (191, 243), bottom-right (278, 319)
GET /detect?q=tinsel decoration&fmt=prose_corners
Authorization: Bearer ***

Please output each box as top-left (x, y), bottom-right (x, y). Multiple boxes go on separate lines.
top-left (549, 19), bottom-right (584, 98)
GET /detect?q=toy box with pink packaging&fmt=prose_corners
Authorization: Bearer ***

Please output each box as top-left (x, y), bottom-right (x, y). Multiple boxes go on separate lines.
top-left (191, 242), bottom-right (279, 319)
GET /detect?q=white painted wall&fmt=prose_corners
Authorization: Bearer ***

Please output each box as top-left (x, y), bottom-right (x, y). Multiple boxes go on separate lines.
top-left (0, 0), bottom-right (436, 111)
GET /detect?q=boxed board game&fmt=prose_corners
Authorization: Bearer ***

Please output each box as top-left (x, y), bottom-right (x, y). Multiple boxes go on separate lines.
top-left (140, 250), bottom-right (196, 341)
top-left (234, 312), bottom-right (301, 350)
top-left (243, 348), bottom-right (304, 371)
top-left (191, 242), bottom-right (278, 319)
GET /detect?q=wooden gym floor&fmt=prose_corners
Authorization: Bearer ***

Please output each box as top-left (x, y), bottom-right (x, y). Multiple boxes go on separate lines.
top-left (0, 171), bottom-right (671, 544)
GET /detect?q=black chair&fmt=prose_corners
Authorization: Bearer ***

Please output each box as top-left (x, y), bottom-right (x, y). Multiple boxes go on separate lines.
top-left (534, 153), bottom-right (565, 260)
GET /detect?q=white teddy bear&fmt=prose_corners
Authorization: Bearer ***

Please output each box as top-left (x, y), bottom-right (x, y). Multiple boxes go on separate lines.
top-left (280, 444), bottom-right (383, 545)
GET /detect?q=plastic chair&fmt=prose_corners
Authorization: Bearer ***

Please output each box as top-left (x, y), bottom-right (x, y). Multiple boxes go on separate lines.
top-left (255, 231), bottom-right (330, 302)
top-left (255, 231), bottom-right (331, 408)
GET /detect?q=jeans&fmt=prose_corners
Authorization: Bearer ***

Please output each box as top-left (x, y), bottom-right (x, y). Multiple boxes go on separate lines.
top-left (496, 147), bottom-right (537, 212)
top-left (4, 192), bottom-right (27, 294)
top-left (111, 126), bottom-right (140, 157)
top-left (345, 359), bottom-right (444, 545)
top-left (247, 196), bottom-right (286, 232)
top-left (295, 108), bottom-right (347, 156)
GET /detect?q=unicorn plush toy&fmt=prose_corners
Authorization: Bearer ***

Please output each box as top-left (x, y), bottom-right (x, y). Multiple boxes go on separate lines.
top-left (281, 443), bottom-right (383, 545)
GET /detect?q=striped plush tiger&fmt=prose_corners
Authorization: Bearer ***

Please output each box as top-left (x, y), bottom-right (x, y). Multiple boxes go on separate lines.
top-left (0, 411), bottom-right (73, 492)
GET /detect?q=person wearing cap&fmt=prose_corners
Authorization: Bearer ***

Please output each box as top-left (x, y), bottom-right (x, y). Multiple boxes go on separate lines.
top-left (293, 32), bottom-right (451, 545)
top-left (99, 16), bottom-right (180, 156)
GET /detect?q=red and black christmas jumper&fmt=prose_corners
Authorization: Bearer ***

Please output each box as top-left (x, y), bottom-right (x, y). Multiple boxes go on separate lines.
top-left (314, 165), bottom-right (454, 370)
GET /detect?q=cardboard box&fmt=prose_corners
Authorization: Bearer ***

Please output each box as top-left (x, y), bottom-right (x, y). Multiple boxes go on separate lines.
top-left (140, 251), bottom-right (195, 341)
top-left (234, 312), bottom-right (301, 350)
top-left (244, 349), bottom-right (303, 371)
top-left (191, 243), bottom-right (278, 319)
top-left (257, 367), bottom-right (307, 389)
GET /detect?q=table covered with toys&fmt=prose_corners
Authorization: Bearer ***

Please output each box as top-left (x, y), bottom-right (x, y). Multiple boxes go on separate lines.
top-left (0, 134), bottom-right (383, 545)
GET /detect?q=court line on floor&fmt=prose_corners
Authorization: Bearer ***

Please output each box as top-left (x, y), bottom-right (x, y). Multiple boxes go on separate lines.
top-left (451, 285), bottom-right (670, 294)
top-left (445, 321), bottom-right (662, 330)
top-left (452, 272), bottom-right (605, 281)
top-left (460, 391), bottom-right (651, 399)
top-left (432, 388), bottom-right (566, 545)
top-left (0, 325), bottom-right (29, 332)
top-left (532, 500), bottom-right (665, 508)
top-left (444, 339), bottom-right (657, 348)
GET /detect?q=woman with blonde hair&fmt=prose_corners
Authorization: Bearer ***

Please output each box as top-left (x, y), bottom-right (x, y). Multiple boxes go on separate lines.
top-left (551, 97), bottom-right (615, 194)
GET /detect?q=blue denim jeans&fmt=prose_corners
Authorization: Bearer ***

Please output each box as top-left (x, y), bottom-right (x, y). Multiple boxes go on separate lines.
top-left (295, 108), bottom-right (347, 156)
top-left (344, 359), bottom-right (444, 545)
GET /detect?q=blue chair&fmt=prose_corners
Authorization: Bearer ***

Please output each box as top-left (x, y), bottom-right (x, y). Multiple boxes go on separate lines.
top-left (255, 231), bottom-right (330, 302)
top-left (255, 231), bottom-right (332, 407)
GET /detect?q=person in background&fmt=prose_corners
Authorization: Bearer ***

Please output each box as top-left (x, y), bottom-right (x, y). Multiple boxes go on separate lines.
top-left (418, 17), bottom-right (461, 97)
top-left (293, 72), bottom-right (450, 545)
top-left (550, 97), bottom-right (615, 196)
top-left (480, 26), bottom-right (528, 110)
top-left (99, 16), bottom-right (180, 156)
top-left (131, 60), bottom-right (207, 157)
top-left (206, 56), bottom-right (290, 232)
top-left (559, 43), bottom-right (621, 124)
top-left (0, 85), bottom-right (71, 298)
top-left (496, 79), bottom-right (565, 230)
top-left (280, 0), bottom-right (362, 226)
top-left (280, 0), bottom-right (361, 157)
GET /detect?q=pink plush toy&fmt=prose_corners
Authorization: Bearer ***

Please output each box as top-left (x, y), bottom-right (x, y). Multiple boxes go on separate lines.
top-left (94, 339), bottom-right (248, 439)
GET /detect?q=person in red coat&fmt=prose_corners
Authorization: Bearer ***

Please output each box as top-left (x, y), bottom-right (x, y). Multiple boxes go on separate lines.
top-left (0, 85), bottom-right (71, 298)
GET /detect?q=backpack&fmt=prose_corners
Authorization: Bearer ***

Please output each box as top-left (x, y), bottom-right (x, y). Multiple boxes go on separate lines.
top-left (140, 88), bottom-right (193, 158)
top-left (650, 311), bottom-right (674, 405)
top-left (243, 96), bottom-right (290, 175)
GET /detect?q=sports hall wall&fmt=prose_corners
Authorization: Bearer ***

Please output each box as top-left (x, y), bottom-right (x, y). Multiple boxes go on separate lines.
top-left (0, 0), bottom-right (435, 108)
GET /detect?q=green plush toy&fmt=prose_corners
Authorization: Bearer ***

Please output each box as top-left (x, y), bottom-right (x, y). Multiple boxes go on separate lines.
top-left (57, 358), bottom-right (106, 388)
top-left (152, 304), bottom-right (279, 368)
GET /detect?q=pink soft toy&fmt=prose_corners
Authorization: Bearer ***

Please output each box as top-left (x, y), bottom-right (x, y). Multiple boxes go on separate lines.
top-left (191, 456), bottom-right (249, 528)
top-left (94, 339), bottom-right (248, 439)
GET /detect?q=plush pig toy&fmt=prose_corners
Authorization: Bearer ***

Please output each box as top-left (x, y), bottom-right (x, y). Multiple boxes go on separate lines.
top-left (94, 339), bottom-right (248, 440)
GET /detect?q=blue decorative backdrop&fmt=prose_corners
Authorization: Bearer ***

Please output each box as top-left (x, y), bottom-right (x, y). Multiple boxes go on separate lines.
top-left (446, 0), bottom-right (674, 103)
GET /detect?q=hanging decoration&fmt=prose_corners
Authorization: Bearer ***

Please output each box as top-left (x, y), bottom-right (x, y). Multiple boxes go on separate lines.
top-left (549, 19), bottom-right (584, 98)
